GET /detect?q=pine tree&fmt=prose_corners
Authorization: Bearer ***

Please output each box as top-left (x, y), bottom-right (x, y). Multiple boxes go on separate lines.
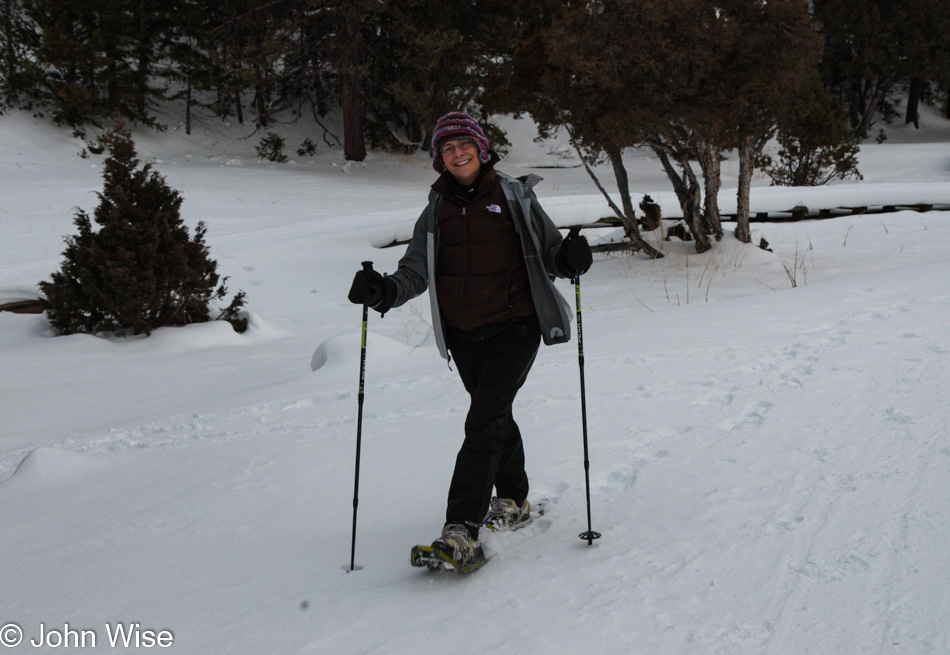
top-left (709, 0), bottom-right (823, 243)
top-left (762, 72), bottom-right (862, 187)
top-left (18, 0), bottom-right (178, 126)
top-left (40, 121), bottom-right (246, 336)
top-left (484, 0), bottom-right (716, 255)
top-left (1, 0), bottom-right (32, 106)
top-left (814, 0), bottom-right (950, 135)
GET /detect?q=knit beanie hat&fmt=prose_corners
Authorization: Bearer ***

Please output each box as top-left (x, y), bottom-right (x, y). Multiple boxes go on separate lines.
top-left (431, 112), bottom-right (491, 173)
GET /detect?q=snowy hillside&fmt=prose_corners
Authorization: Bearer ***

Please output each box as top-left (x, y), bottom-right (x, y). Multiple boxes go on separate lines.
top-left (1, 106), bottom-right (949, 654)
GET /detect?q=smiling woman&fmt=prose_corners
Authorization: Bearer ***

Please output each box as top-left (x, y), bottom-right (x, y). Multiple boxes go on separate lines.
top-left (346, 110), bottom-right (592, 574)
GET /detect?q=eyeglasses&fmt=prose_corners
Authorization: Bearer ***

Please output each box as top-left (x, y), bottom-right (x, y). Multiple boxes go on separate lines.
top-left (439, 138), bottom-right (477, 157)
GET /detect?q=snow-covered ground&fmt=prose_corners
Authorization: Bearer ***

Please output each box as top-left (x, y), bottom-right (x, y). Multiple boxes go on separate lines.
top-left (1, 105), bottom-right (949, 654)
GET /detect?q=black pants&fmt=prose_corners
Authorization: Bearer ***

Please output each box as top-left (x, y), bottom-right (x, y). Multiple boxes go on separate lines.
top-left (444, 317), bottom-right (541, 538)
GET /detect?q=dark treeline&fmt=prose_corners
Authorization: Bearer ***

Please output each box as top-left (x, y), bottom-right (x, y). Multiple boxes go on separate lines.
top-left (0, 0), bottom-right (561, 156)
top-left (2, 0), bottom-right (948, 251)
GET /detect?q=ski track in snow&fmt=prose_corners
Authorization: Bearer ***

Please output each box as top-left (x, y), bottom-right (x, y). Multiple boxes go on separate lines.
top-left (6, 272), bottom-right (949, 653)
top-left (504, 277), bottom-right (950, 653)
top-left (3, 228), bottom-right (949, 654)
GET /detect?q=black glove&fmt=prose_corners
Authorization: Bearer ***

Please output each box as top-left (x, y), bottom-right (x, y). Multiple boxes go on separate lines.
top-left (556, 233), bottom-right (593, 278)
top-left (348, 267), bottom-right (385, 306)
top-left (348, 268), bottom-right (397, 314)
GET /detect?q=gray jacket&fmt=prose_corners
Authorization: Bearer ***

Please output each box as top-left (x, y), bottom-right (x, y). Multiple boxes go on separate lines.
top-left (385, 171), bottom-right (573, 361)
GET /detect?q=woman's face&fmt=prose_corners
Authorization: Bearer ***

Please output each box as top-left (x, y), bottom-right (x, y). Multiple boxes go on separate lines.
top-left (439, 138), bottom-right (482, 185)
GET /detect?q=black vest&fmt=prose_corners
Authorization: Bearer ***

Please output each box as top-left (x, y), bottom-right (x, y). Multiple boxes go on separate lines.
top-left (433, 169), bottom-right (535, 330)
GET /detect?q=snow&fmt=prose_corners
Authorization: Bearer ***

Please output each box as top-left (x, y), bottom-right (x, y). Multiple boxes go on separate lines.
top-left (1, 104), bottom-right (949, 654)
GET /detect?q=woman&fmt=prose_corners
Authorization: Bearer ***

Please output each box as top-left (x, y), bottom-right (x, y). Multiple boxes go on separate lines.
top-left (348, 111), bottom-right (592, 571)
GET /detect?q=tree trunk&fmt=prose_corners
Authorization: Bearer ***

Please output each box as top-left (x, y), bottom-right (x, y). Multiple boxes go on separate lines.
top-left (608, 146), bottom-right (637, 228)
top-left (422, 128), bottom-right (432, 154)
top-left (135, 0), bottom-right (149, 117)
top-left (856, 73), bottom-right (898, 137)
top-left (652, 145), bottom-right (710, 253)
top-left (608, 150), bottom-right (662, 258)
top-left (682, 164), bottom-right (710, 253)
top-left (254, 81), bottom-right (269, 127)
top-left (697, 140), bottom-right (723, 239)
top-left (570, 139), bottom-right (662, 258)
top-left (341, 72), bottom-right (366, 161)
top-left (404, 110), bottom-right (423, 147)
top-left (185, 79), bottom-right (192, 135)
top-left (2, 0), bottom-right (16, 94)
top-left (735, 137), bottom-right (754, 243)
top-left (341, 7), bottom-right (366, 162)
top-left (905, 75), bottom-right (922, 128)
top-left (653, 146), bottom-right (690, 210)
top-left (848, 78), bottom-right (864, 130)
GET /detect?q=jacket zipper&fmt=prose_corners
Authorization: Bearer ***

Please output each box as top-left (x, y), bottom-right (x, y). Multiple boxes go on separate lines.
top-left (459, 205), bottom-right (468, 308)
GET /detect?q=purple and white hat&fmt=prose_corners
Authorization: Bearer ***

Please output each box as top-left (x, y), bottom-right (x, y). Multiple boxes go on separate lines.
top-left (431, 112), bottom-right (491, 173)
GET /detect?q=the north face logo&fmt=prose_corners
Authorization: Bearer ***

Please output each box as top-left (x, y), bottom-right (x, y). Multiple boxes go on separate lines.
top-left (486, 204), bottom-right (502, 214)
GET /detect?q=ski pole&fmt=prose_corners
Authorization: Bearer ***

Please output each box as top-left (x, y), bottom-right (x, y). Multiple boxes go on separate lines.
top-left (350, 260), bottom-right (373, 572)
top-left (569, 227), bottom-right (601, 546)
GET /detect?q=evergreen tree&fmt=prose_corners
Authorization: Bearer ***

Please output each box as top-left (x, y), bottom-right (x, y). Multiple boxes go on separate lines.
top-left (213, 0), bottom-right (298, 129)
top-left (167, 0), bottom-right (260, 127)
top-left (370, 0), bottom-right (561, 153)
top-left (300, 0), bottom-right (561, 160)
top-left (1, 0), bottom-right (33, 106)
top-left (301, 0), bottom-right (378, 160)
top-left (164, 0), bottom-right (216, 134)
top-left (706, 0), bottom-right (823, 243)
top-left (488, 0), bottom-right (823, 250)
top-left (16, 0), bottom-right (183, 126)
top-left (21, 0), bottom-right (107, 124)
top-left (40, 121), bottom-right (246, 336)
top-left (485, 0), bottom-right (719, 254)
top-left (814, 0), bottom-right (950, 135)
top-left (761, 72), bottom-right (862, 187)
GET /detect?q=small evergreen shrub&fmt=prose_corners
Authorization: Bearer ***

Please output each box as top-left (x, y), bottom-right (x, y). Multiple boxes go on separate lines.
top-left (760, 74), bottom-right (862, 187)
top-left (255, 132), bottom-right (288, 162)
top-left (296, 137), bottom-right (317, 156)
top-left (40, 121), bottom-right (247, 336)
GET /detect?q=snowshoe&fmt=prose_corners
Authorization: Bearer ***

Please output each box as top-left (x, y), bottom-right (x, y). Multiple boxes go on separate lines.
top-left (410, 523), bottom-right (488, 574)
top-left (481, 497), bottom-right (532, 532)
top-left (481, 497), bottom-right (545, 533)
